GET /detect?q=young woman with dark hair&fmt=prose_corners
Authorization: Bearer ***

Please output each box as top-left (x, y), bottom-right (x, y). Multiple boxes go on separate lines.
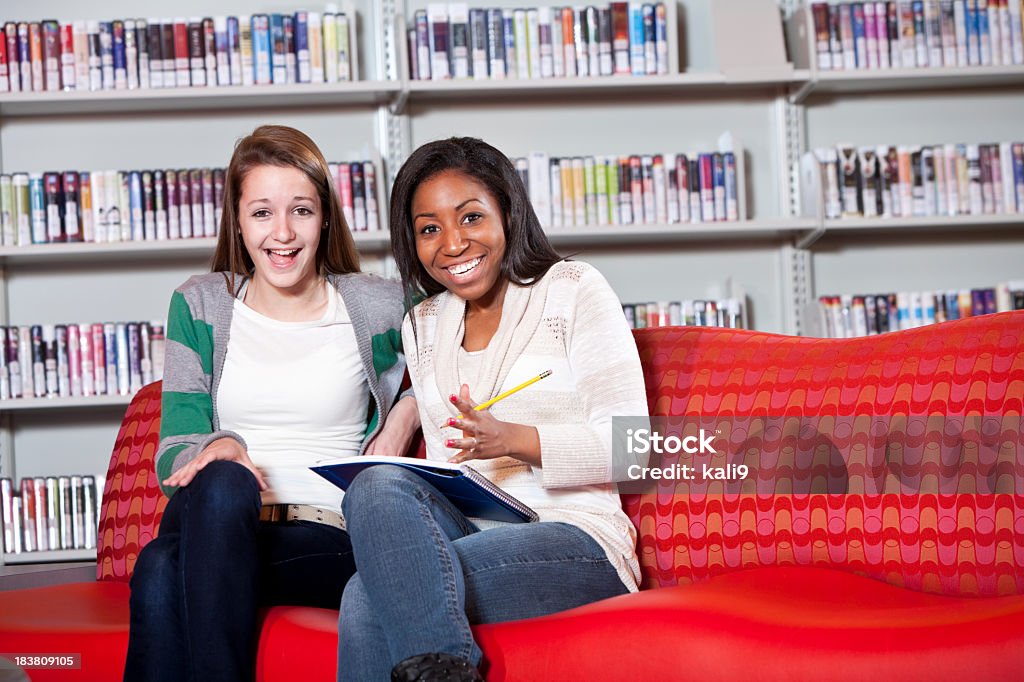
top-left (388, 135), bottom-right (564, 306)
top-left (124, 125), bottom-right (419, 682)
top-left (337, 137), bottom-right (648, 681)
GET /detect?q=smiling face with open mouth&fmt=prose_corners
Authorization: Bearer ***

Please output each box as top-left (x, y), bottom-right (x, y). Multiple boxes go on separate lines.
top-left (238, 164), bottom-right (324, 308)
top-left (412, 170), bottom-right (509, 311)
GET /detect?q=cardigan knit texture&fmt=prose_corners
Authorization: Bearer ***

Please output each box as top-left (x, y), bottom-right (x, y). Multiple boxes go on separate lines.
top-left (404, 260), bottom-right (647, 591)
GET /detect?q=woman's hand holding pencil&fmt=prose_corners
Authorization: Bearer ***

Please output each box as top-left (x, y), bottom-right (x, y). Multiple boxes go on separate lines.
top-left (443, 370), bottom-right (551, 467)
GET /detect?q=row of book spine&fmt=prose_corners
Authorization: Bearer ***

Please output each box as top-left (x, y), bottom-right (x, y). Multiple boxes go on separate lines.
top-left (1, 475), bottom-right (102, 554)
top-left (814, 141), bottom-right (1024, 219)
top-left (623, 298), bottom-right (747, 330)
top-left (817, 281), bottom-right (1024, 337)
top-left (0, 8), bottom-right (356, 94)
top-left (409, 2), bottom-right (670, 81)
top-left (516, 149), bottom-right (742, 229)
top-left (0, 160), bottom-right (380, 247)
top-left (0, 321), bottom-right (165, 402)
top-left (810, 0), bottom-right (1024, 71)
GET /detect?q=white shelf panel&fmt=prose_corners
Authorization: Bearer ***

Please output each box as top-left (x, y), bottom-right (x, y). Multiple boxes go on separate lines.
top-left (822, 213), bottom-right (1024, 235)
top-left (802, 65), bottom-right (1024, 98)
top-left (0, 238), bottom-right (219, 264)
top-left (542, 218), bottom-right (814, 247)
top-left (0, 81), bottom-right (400, 116)
top-left (3, 548), bottom-right (97, 564)
top-left (0, 69), bottom-right (813, 116)
top-left (406, 70), bottom-right (807, 100)
top-left (0, 223), bottom-right (815, 263)
top-left (0, 231), bottom-right (393, 265)
top-left (351, 231), bottom-right (393, 251)
top-left (0, 394), bottom-right (133, 412)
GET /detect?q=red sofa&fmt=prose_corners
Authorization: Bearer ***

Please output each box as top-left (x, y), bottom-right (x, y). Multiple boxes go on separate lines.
top-left (2, 312), bottom-right (1023, 681)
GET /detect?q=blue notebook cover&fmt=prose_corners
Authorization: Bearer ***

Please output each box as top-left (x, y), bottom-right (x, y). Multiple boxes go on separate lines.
top-left (311, 457), bottom-right (539, 524)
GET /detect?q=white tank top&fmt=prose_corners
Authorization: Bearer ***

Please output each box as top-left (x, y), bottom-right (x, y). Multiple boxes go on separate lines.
top-left (218, 283), bottom-right (369, 513)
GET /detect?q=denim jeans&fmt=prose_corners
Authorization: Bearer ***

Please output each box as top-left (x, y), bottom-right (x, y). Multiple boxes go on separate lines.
top-left (337, 466), bottom-right (629, 681)
top-left (124, 460), bottom-right (356, 682)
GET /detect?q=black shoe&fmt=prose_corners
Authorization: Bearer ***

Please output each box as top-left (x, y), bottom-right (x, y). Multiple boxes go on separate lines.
top-left (390, 653), bottom-right (484, 682)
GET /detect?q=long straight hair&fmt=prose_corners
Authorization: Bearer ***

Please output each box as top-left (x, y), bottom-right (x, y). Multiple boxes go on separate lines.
top-left (389, 137), bottom-right (564, 313)
top-left (212, 125), bottom-right (360, 294)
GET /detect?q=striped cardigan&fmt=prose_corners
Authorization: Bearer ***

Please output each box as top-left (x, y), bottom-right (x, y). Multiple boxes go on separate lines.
top-left (155, 271), bottom-right (407, 497)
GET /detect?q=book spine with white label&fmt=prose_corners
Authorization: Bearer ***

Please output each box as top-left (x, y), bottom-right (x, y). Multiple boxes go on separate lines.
top-left (814, 138), bottom-right (1024, 219)
top-left (408, 2), bottom-right (672, 81)
top-left (1, 474), bottom-right (105, 554)
top-left (817, 0), bottom-right (1024, 69)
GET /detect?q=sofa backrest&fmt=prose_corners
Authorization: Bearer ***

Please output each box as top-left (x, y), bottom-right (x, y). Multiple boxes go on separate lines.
top-left (97, 313), bottom-right (1024, 594)
top-left (96, 381), bottom-right (166, 582)
top-left (624, 312), bottom-right (1024, 596)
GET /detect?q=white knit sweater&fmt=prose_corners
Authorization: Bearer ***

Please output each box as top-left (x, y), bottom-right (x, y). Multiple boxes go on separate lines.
top-left (402, 260), bottom-right (647, 591)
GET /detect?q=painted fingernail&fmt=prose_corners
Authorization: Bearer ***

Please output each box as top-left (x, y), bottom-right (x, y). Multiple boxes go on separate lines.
top-left (445, 439), bottom-right (456, 448)
top-left (447, 417), bottom-right (459, 427)
top-left (449, 394), bottom-right (458, 403)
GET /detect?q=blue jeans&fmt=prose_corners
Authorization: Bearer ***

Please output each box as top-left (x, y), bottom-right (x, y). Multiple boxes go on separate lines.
top-left (337, 466), bottom-right (629, 681)
top-left (125, 460), bottom-right (356, 682)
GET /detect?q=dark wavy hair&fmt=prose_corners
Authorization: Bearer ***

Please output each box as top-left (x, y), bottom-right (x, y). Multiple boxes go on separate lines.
top-left (212, 125), bottom-right (359, 294)
top-left (389, 137), bottom-right (564, 310)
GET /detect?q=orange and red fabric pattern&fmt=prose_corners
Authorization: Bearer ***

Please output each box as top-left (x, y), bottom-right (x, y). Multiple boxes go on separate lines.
top-left (96, 381), bottom-right (167, 583)
top-left (624, 312), bottom-right (1024, 596)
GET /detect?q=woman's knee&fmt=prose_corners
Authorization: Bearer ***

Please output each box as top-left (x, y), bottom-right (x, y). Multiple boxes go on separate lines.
top-left (185, 459), bottom-right (260, 519)
top-left (341, 465), bottom-right (424, 518)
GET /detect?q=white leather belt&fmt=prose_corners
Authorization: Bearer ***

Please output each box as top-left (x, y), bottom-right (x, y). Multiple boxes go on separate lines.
top-left (259, 504), bottom-right (346, 531)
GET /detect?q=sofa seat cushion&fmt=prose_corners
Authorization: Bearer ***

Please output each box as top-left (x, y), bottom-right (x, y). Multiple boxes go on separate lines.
top-left (0, 586), bottom-right (343, 682)
top-left (4, 568), bottom-right (1023, 681)
top-left (474, 566), bottom-right (1024, 681)
top-left (256, 606), bottom-right (340, 682)
top-left (0, 582), bottom-right (130, 682)
top-left (239, 566), bottom-right (1024, 682)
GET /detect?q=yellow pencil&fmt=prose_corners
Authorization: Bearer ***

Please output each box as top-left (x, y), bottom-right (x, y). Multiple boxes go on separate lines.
top-left (442, 370), bottom-right (552, 428)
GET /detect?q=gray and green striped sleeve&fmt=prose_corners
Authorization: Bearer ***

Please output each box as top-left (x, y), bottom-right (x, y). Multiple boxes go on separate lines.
top-left (155, 287), bottom-right (244, 497)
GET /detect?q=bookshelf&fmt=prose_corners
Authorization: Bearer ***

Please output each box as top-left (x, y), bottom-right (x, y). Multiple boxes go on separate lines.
top-left (0, 232), bottom-right (393, 265)
top-left (793, 64), bottom-right (1024, 100)
top-left (0, 0), bottom-right (401, 567)
top-left (786, 0), bottom-right (1024, 340)
top-left (3, 548), bottom-right (96, 565)
top-left (400, 71), bottom-right (810, 102)
top-left (0, 81), bottom-right (401, 116)
top-left (540, 218), bottom-right (816, 246)
top-left (821, 213), bottom-right (1024, 234)
top-left (1, 0), bottom-right (1022, 565)
top-left (0, 394), bottom-right (134, 411)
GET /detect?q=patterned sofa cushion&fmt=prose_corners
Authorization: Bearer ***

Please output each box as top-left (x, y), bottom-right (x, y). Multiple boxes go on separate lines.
top-left (96, 381), bottom-right (166, 582)
top-left (624, 312), bottom-right (1024, 595)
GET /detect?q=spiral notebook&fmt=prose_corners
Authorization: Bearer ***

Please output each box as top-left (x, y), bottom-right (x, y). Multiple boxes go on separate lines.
top-left (311, 456), bottom-right (539, 524)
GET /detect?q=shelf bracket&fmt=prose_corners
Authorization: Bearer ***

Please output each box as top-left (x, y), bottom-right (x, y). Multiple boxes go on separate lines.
top-left (795, 223), bottom-right (826, 249)
top-left (389, 86), bottom-right (410, 117)
top-left (789, 76), bottom-right (817, 104)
